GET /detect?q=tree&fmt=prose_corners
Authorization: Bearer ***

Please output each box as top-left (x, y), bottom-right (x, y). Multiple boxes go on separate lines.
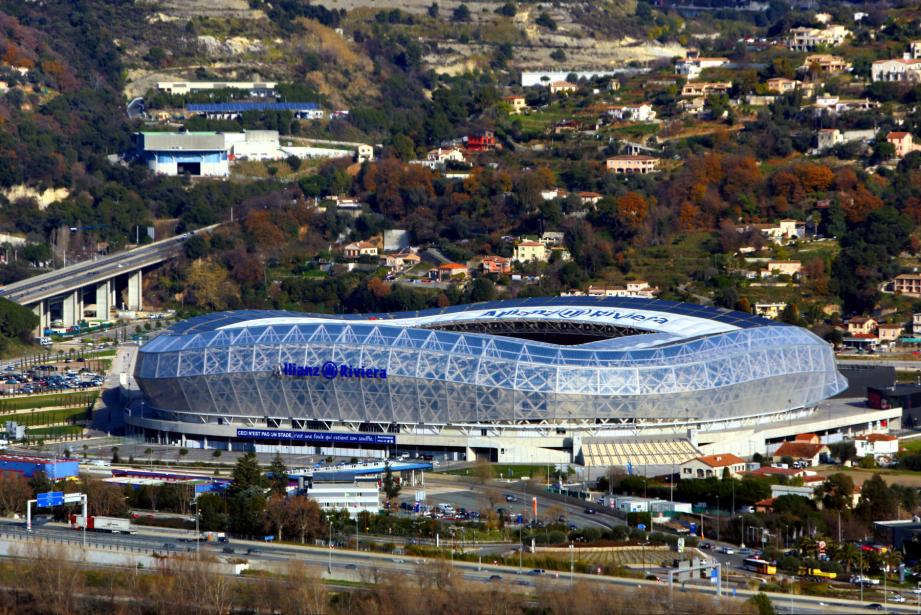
top-left (269, 453), bottom-right (289, 496)
top-left (857, 474), bottom-right (898, 522)
top-left (0, 473), bottom-right (31, 515)
top-left (228, 486), bottom-right (267, 537)
top-left (266, 494), bottom-right (288, 541)
top-left (495, 2), bottom-right (516, 16)
top-left (536, 12), bottom-right (557, 30)
top-left (382, 462), bottom-right (401, 505)
top-left (749, 592), bottom-right (775, 615)
top-left (452, 4), bottom-right (470, 22)
top-left (427, 2), bottom-right (439, 17)
top-left (818, 473), bottom-right (854, 510)
top-left (197, 493), bottom-right (228, 531)
top-left (28, 470), bottom-right (52, 496)
top-left (231, 451), bottom-right (267, 493)
top-left (286, 496), bottom-right (324, 544)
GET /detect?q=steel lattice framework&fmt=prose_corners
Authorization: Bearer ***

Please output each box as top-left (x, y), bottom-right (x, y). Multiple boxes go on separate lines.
top-left (135, 298), bottom-right (846, 428)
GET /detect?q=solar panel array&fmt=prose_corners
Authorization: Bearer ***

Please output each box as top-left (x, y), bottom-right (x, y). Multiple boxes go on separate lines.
top-left (186, 102), bottom-right (319, 113)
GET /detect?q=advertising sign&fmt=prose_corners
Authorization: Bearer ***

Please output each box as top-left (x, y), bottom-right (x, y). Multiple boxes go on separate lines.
top-left (236, 428), bottom-right (395, 445)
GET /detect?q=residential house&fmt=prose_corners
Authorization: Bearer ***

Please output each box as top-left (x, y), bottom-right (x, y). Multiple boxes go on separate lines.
top-left (895, 273), bottom-right (921, 297)
top-left (466, 131), bottom-right (496, 152)
top-left (679, 454), bottom-right (747, 479)
top-left (761, 260), bottom-right (802, 278)
top-left (606, 156), bottom-right (659, 175)
top-left (914, 312), bottom-right (921, 335)
top-left (586, 281), bottom-right (658, 299)
top-left (343, 241), bottom-right (378, 259)
top-left (675, 56), bottom-right (730, 80)
top-left (553, 119), bottom-right (582, 135)
top-left (481, 255), bottom-right (512, 275)
top-left (411, 147), bottom-right (466, 171)
top-left (503, 95), bottom-right (527, 114)
top-left (549, 81), bottom-right (578, 95)
top-left (810, 96), bottom-right (880, 115)
top-left (680, 81), bottom-right (732, 97)
top-left (817, 128), bottom-right (844, 150)
top-left (854, 433), bottom-right (899, 460)
top-left (772, 438), bottom-right (830, 467)
top-left (877, 323), bottom-right (904, 344)
top-left (754, 302), bottom-right (786, 319)
top-left (430, 262), bottom-right (468, 282)
top-left (540, 231), bottom-right (566, 247)
top-left (513, 241), bottom-right (547, 263)
top-left (678, 96), bottom-right (707, 116)
top-left (871, 59), bottom-right (921, 83)
top-left (607, 103), bottom-right (657, 122)
top-left (380, 251), bottom-right (421, 271)
top-left (576, 191), bottom-right (603, 206)
top-left (736, 218), bottom-right (801, 244)
top-left (787, 25), bottom-right (851, 51)
top-left (766, 77), bottom-right (798, 94)
top-left (886, 132), bottom-right (919, 158)
top-left (913, 41), bottom-right (921, 59)
top-left (843, 333), bottom-right (879, 351)
top-left (799, 54), bottom-right (851, 74)
top-left (847, 316), bottom-right (877, 335)
top-left (356, 144), bottom-right (374, 164)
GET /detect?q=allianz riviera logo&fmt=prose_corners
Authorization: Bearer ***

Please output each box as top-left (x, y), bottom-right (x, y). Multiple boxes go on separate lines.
top-left (278, 362), bottom-right (388, 380)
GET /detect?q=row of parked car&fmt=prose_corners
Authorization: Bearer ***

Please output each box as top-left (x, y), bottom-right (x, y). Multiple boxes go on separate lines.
top-left (2, 366), bottom-right (103, 394)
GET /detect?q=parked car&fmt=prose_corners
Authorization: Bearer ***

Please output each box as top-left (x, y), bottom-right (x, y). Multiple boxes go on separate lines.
top-left (488, 574), bottom-right (502, 582)
top-left (717, 547), bottom-right (735, 555)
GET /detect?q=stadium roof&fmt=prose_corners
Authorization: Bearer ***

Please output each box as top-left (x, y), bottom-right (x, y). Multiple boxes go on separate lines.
top-left (168, 297), bottom-right (779, 337)
top-left (186, 102), bottom-right (319, 113)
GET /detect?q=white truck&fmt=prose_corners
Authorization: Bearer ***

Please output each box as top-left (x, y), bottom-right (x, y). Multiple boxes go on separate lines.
top-left (70, 514), bottom-right (134, 534)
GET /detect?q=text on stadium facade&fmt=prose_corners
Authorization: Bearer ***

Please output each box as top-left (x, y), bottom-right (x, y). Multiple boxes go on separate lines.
top-left (236, 428), bottom-right (395, 445)
top-left (478, 307), bottom-right (670, 325)
top-left (281, 361), bottom-right (387, 379)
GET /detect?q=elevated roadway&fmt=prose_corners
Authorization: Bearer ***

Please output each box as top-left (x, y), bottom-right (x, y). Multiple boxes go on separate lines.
top-left (0, 225), bottom-right (217, 331)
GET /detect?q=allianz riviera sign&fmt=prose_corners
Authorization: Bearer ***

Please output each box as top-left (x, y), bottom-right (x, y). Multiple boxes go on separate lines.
top-left (279, 361), bottom-right (387, 380)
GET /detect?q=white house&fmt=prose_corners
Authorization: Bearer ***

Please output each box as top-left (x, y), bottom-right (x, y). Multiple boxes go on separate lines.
top-left (607, 103), bottom-right (657, 122)
top-left (675, 57), bottom-right (730, 80)
top-left (679, 453), bottom-right (747, 479)
top-left (871, 58), bottom-right (921, 83)
top-left (854, 434), bottom-right (899, 459)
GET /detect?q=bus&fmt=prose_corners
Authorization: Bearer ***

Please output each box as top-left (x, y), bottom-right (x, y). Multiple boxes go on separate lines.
top-left (743, 558), bottom-right (777, 575)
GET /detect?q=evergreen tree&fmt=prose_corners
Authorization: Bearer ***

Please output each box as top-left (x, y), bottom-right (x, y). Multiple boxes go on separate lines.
top-left (230, 451), bottom-right (266, 494)
top-left (269, 453), bottom-right (289, 496)
top-left (382, 462), bottom-right (401, 504)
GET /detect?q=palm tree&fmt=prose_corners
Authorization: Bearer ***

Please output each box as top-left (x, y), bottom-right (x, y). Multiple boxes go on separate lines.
top-left (884, 549), bottom-right (903, 581)
top-left (838, 542), bottom-right (860, 574)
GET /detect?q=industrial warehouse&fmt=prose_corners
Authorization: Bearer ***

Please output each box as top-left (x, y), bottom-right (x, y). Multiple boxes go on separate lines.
top-left (125, 298), bottom-right (900, 470)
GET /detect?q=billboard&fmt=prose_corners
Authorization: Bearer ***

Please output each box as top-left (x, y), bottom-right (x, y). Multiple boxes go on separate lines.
top-left (236, 428), bottom-right (395, 445)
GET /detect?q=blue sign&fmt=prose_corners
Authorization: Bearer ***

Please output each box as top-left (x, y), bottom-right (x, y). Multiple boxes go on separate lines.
top-left (637, 523), bottom-right (647, 531)
top-left (36, 491), bottom-right (64, 507)
top-left (236, 428), bottom-right (396, 445)
top-left (281, 362), bottom-right (387, 380)
top-left (689, 522), bottom-right (697, 535)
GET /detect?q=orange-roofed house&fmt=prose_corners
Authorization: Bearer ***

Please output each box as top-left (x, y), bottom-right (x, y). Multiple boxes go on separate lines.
top-left (679, 453), bottom-right (747, 479)
top-left (480, 255), bottom-right (512, 275)
top-left (343, 241), bottom-right (378, 259)
top-left (503, 95), bottom-right (527, 114)
top-left (772, 441), bottom-right (830, 466)
top-left (854, 433), bottom-right (898, 458)
top-left (430, 262), bottom-right (469, 282)
top-left (887, 131), bottom-right (918, 158)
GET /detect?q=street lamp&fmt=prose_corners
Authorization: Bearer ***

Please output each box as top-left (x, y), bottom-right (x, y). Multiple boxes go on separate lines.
top-left (716, 495), bottom-right (720, 542)
top-left (328, 521), bottom-right (333, 574)
top-left (569, 543), bottom-right (574, 585)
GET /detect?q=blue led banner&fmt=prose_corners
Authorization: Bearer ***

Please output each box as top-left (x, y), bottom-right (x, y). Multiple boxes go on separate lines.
top-left (237, 428), bottom-right (395, 445)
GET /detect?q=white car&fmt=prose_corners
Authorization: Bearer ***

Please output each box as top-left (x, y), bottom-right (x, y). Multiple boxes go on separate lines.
top-left (717, 547), bottom-right (735, 555)
top-left (891, 594), bottom-right (906, 603)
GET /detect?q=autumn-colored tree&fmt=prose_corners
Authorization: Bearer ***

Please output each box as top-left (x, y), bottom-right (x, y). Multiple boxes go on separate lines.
top-left (265, 494), bottom-right (288, 541)
top-left (244, 210), bottom-right (285, 249)
top-left (367, 277), bottom-right (391, 299)
top-left (285, 496), bottom-right (324, 544)
top-left (83, 477), bottom-right (129, 517)
top-left (678, 202), bottom-right (701, 230)
top-left (615, 191), bottom-right (649, 232)
top-left (184, 259), bottom-right (241, 311)
top-left (0, 473), bottom-right (30, 515)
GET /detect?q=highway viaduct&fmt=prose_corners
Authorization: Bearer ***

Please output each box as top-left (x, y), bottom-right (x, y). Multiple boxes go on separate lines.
top-left (0, 226), bottom-right (216, 333)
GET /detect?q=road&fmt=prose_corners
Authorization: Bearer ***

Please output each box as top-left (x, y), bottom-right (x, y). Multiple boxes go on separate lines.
top-left (0, 225), bottom-right (218, 305)
top-left (2, 521), bottom-right (912, 614)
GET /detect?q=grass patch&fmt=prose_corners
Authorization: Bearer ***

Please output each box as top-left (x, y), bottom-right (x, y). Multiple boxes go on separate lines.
top-left (26, 425), bottom-right (84, 437)
top-left (7, 406), bottom-right (91, 427)
top-left (0, 391), bottom-right (98, 413)
top-left (440, 464), bottom-right (551, 480)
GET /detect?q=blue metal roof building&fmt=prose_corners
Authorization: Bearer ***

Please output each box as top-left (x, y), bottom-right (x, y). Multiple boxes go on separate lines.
top-left (0, 455), bottom-right (79, 480)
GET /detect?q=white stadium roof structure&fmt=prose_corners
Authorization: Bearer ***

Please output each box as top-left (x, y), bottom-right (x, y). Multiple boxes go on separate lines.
top-left (135, 297), bottom-right (847, 431)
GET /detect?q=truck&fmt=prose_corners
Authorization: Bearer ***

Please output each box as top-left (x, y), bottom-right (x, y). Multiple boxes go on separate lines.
top-left (200, 531), bottom-right (227, 542)
top-left (70, 514), bottom-right (134, 534)
top-left (799, 567), bottom-right (836, 580)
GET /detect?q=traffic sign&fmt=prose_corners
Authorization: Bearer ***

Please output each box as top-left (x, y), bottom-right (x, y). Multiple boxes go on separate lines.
top-left (637, 523), bottom-right (647, 531)
top-left (63, 493), bottom-right (83, 504)
top-left (36, 491), bottom-right (64, 507)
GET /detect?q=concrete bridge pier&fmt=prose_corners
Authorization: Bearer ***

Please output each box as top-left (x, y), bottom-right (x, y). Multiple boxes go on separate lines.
top-left (126, 271), bottom-right (142, 311)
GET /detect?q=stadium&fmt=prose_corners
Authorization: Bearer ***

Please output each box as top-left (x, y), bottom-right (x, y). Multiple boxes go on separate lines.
top-left (125, 297), bottom-right (896, 470)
